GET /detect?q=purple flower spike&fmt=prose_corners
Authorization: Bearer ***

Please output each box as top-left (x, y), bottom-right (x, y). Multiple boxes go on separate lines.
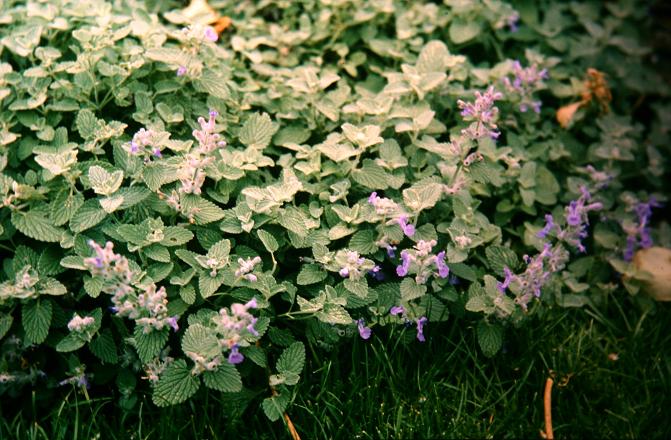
top-left (390, 306), bottom-right (405, 316)
top-left (227, 345), bottom-right (244, 364)
top-left (497, 267), bottom-right (514, 293)
top-left (357, 319), bottom-right (372, 340)
top-left (167, 316), bottom-right (179, 332)
top-left (176, 66), bottom-right (187, 76)
top-left (397, 216), bottom-right (415, 237)
top-left (396, 250), bottom-right (411, 277)
top-left (368, 192), bottom-right (378, 205)
top-left (435, 251), bottom-right (449, 278)
top-left (537, 214), bottom-right (555, 238)
top-left (416, 316), bottom-right (428, 342)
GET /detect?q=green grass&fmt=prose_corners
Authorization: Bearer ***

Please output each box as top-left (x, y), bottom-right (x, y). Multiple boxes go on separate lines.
top-left (3, 294), bottom-right (670, 439)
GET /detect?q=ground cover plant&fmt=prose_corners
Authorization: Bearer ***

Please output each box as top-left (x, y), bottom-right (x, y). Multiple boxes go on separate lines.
top-left (0, 0), bottom-right (669, 438)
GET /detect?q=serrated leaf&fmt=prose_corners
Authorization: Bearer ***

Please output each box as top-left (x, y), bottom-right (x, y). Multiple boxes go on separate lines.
top-left (22, 300), bottom-right (52, 344)
top-left (317, 303), bottom-right (351, 324)
top-left (75, 109), bottom-right (98, 139)
top-left (276, 342), bottom-right (305, 378)
top-left (278, 207), bottom-right (308, 236)
top-left (161, 227), bottom-right (194, 247)
top-left (199, 272), bottom-right (224, 299)
top-left (179, 285), bottom-right (196, 304)
top-left (243, 345), bottom-right (268, 368)
top-left (182, 324), bottom-right (220, 359)
top-left (70, 200), bottom-right (107, 233)
top-left (51, 191), bottom-right (84, 226)
top-left (238, 112), bottom-right (278, 149)
top-left (402, 179), bottom-right (443, 213)
top-left (343, 278), bottom-right (368, 298)
top-left (465, 295), bottom-right (490, 313)
top-left (0, 315), bottom-right (14, 340)
top-left (351, 160), bottom-right (390, 190)
top-left (449, 19), bottom-right (481, 44)
top-left (134, 327), bottom-right (169, 363)
top-left (144, 244), bottom-right (171, 262)
top-left (56, 333), bottom-right (86, 352)
top-left (181, 195), bottom-right (225, 225)
top-left (477, 321), bottom-right (503, 357)
top-left (11, 211), bottom-right (64, 242)
top-left (202, 363), bottom-right (242, 392)
top-left (89, 329), bottom-right (118, 363)
top-left (485, 245), bottom-right (519, 276)
top-left (152, 359), bottom-right (200, 407)
top-left (39, 278), bottom-right (67, 295)
top-left (262, 392), bottom-right (289, 422)
top-left (400, 278), bottom-right (427, 302)
top-left (257, 229), bottom-right (279, 253)
top-left (348, 230), bottom-right (377, 254)
top-left (88, 165), bottom-right (123, 196)
top-left (296, 264), bottom-right (327, 285)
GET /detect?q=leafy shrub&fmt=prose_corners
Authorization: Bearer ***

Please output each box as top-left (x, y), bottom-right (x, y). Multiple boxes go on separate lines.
top-left (0, 0), bottom-right (668, 422)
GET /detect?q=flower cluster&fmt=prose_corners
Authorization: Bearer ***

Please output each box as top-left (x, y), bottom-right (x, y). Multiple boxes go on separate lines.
top-left (84, 241), bottom-right (178, 334)
top-left (58, 365), bottom-right (89, 389)
top-left (457, 86), bottom-right (504, 140)
top-left (67, 314), bottom-right (95, 333)
top-left (210, 299), bottom-right (259, 365)
top-left (235, 256), bottom-right (262, 282)
top-left (0, 265), bottom-right (39, 303)
top-left (335, 250), bottom-right (375, 280)
top-left (396, 240), bottom-right (449, 284)
top-left (499, 187), bottom-right (602, 310)
top-left (127, 128), bottom-right (161, 157)
top-left (368, 192), bottom-right (415, 237)
top-left (502, 61), bottom-right (548, 113)
top-left (622, 197), bottom-right (661, 261)
top-left (538, 186), bottom-right (603, 253)
top-left (142, 352), bottom-right (174, 383)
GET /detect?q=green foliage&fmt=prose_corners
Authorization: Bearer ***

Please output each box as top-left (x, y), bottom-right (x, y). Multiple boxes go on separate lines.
top-left (0, 0), bottom-right (667, 430)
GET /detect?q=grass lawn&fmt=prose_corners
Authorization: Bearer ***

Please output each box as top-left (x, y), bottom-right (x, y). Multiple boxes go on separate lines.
top-left (3, 293), bottom-right (669, 439)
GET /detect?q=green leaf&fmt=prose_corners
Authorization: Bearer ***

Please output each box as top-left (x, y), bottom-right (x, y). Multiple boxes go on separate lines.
top-left (75, 109), bottom-right (98, 140)
top-left (402, 179), bottom-right (443, 213)
top-left (351, 160), bottom-right (390, 190)
top-left (181, 195), bottom-right (225, 225)
top-left (56, 333), bottom-right (86, 352)
top-left (11, 211), bottom-right (64, 242)
top-left (317, 303), bottom-right (351, 325)
top-left (449, 19), bottom-right (481, 44)
top-left (199, 272), bottom-right (224, 299)
top-left (477, 321), bottom-right (503, 357)
top-left (144, 244), bottom-right (171, 263)
top-left (88, 165), bottom-right (123, 196)
top-left (196, 70), bottom-right (231, 99)
top-left (243, 345), bottom-right (268, 368)
top-left (70, 200), bottom-right (107, 233)
top-left (179, 285), bottom-right (196, 304)
top-left (152, 359), bottom-right (201, 407)
top-left (202, 363), bottom-right (242, 392)
top-left (276, 342), bottom-right (305, 378)
top-left (84, 276), bottom-right (103, 298)
top-left (89, 329), bottom-right (118, 364)
top-left (278, 207), bottom-right (309, 236)
top-left (400, 278), bottom-right (427, 302)
top-left (0, 315), bottom-right (14, 340)
top-left (343, 278), bottom-right (368, 298)
top-left (465, 295), bottom-right (490, 313)
top-left (485, 245), bottom-right (519, 276)
top-left (182, 324), bottom-right (220, 360)
top-left (262, 392), bottom-right (289, 422)
top-left (348, 230), bottom-right (378, 255)
top-left (296, 264), bottom-right (327, 285)
top-left (161, 227), bottom-right (194, 247)
top-left (39, 278), bottom-right (67, 295)
top-left (51, 192), bottom-right (84, 226)
top-left (257, 229), bottom-right (279, 253)
top-left (238, 112), bottom-right (278, 149)
top-left (134, 327), bottom-right (169, 363)
top-left (22, 300), bottom-right (52, 344)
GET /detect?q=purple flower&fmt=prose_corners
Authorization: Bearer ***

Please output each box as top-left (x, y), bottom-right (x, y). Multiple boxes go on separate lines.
top-left (457, 86), bottom-right (504, 140)
top-left (368, 192), bottom-right (379, 205)
top-left (339, 267), bottom-right (350, 278)
top-left (204, 26), bottom-right (218, 42)
top-left (227, 345), bottom-right (244, 364)
top-left (497, 267), bottom-right (514, 293)
top-left (449, 274), bottom-right (460, 285)
top-left (390, 306), bottom-right (405, 316)
top-left (434, 251), bottom-right (449, 278)
top-left (507, 12), bottom-right (520, 32)
top-left (369, 265), bottom-right (385, 281)
top-left (357, 319), bottom-right (372, 340)
top-left (129, 142), bottom-right (139, 154)
top-left (396, 250), bottom-right (411, 277)
top-left (167, 316), bottom-right (179, 332)
top-left (385, 244), bottom-right (397, 258)
top-left (416, 317), bottom-right (428, 342)
top-left (566, 201), bottom-right (581, 226)
top-left (247, 318), bottom-right (259, 337)
top-left (397, 216), bottom-right (415, 237)
top-left (152, 148), bottom-right (162, 158)
top-left (245, 298), bottom-right (258, 309)
top-left (537, 214), bottom-right (555, 239)
top-left (176, 66), bottom-right (187, 76)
